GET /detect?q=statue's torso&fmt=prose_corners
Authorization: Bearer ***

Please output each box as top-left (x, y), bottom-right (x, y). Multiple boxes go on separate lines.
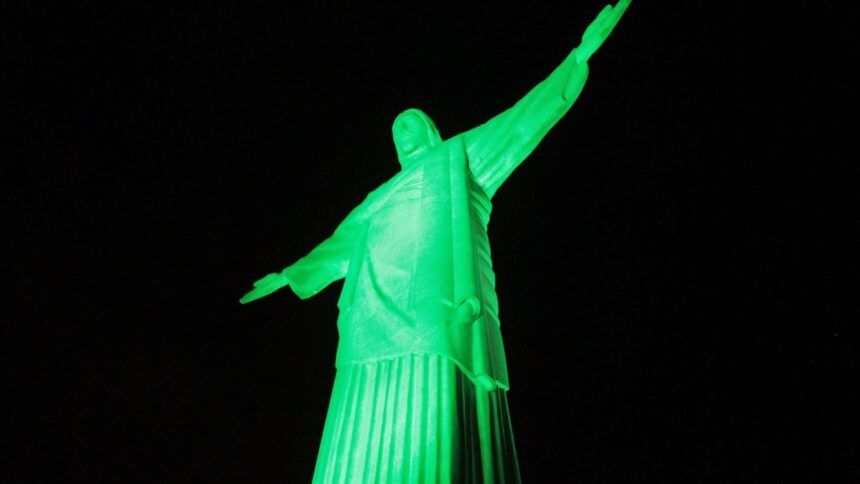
top-left (334, 142), bottom-right (508, 388)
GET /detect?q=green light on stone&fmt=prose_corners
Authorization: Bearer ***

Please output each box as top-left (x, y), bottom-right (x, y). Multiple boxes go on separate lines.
top-left (241, 2), bottom-right (630, 481)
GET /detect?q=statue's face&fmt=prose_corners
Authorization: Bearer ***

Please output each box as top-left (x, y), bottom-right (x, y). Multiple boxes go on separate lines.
top-left (392, 109), bottom-right (442, 167)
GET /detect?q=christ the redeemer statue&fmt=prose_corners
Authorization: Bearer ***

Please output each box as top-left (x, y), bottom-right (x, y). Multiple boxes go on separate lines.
top-left (241, 2), bottom-right (630, 482)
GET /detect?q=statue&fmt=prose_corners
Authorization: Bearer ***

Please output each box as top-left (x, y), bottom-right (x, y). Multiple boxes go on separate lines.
top-left (241, 2), bottom-right (630, 482)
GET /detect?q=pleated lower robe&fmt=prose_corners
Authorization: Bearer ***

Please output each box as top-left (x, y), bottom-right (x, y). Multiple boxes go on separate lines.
top-left (312, 354), bottom-right (521, 483)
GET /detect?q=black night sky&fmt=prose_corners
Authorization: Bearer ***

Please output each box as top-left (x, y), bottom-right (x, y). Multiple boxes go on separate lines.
top-left (8, 1), bottom-right (858, 482)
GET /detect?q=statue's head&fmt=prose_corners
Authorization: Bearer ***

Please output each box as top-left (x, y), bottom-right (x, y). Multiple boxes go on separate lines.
top-left (392, 108), bottom-right (442, 167)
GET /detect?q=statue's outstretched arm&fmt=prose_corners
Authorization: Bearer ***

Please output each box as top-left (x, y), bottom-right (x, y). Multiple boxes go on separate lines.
top-left (239, 221), bottom-right (358, 304)
top-left (240, 196), bottom-right (373, 304)
top-left (460, 0), bottom-right (630, 198)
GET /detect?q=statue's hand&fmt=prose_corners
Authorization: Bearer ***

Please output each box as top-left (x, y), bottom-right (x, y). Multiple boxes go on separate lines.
top-left (575, 0), bottom-right (630, 64)
top-left (239, 272), bottom-right (289, 304)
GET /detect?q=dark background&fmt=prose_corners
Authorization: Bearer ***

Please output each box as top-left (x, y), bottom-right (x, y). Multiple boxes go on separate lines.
top-left (7, 1), bottom-right (858, 482)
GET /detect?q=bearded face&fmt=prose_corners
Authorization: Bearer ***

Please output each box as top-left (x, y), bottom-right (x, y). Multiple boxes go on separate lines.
top-left (392, 108), bottom-right (442, 167)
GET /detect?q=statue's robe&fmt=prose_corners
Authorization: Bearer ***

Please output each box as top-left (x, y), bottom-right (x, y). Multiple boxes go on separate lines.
top-left (283, 54), bottom-right (586, 389)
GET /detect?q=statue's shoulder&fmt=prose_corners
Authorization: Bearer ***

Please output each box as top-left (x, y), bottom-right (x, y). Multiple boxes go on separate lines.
top-left (355, 168), bottom-right (413, 217)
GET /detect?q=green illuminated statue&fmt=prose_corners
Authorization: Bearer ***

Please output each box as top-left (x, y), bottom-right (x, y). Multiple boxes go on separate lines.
top-left (241, 2), bottom-right (629, 482)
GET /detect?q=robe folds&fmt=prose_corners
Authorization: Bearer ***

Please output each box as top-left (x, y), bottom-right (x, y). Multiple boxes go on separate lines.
top-left (282, 52), bottom-right (585, 390)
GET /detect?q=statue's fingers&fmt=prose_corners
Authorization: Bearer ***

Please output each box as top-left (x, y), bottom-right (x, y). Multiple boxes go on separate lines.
top-left (598, 5), bottom-right (627, 40)
top-left (240, 289), bottom-right (262, 304)
top-left (589, 4), bottom-right (616, 36)
top-left (608, 0), bottom-right (630, 29)
top-left (240, 283), bottom-right (281, 304)
top-left (586, 5), bottom-right (610, 31)
top-left (253, 273), bottom-right (278, 287)
top-left (597, 4), bottom-right (613, 19)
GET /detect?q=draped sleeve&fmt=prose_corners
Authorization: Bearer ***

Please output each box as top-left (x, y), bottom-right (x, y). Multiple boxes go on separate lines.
top-left (457, 54), bottom-right (588, 199)
top-left (282, 182), bottom-right (392, 299)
